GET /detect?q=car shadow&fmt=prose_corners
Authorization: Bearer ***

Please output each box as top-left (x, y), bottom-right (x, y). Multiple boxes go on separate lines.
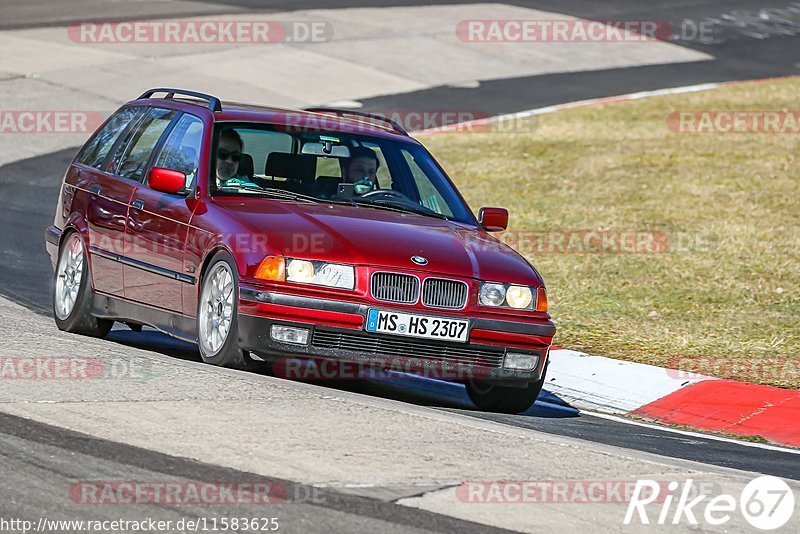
top-left (318, 372), bottom-right (580, 418)
top-left (105, 326), bottom-right (202, 363)
top-left (103, 326), bottom-right (579, 418)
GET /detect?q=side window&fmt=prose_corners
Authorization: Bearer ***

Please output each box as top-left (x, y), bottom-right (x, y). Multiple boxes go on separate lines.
top-left (77, 107), bottom-right (142, 169)
top-left (402, 149), bottom-right (455, 217)
top-left (116, 108), bottom-right (176, 182)
top-left (153, 114), bottom-right (204, 189)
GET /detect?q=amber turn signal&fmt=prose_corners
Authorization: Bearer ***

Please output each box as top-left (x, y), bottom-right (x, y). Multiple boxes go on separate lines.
top-left (255, 256), bottom-right (285, 281)
top-left (535, 287), bottom-right (548, 312)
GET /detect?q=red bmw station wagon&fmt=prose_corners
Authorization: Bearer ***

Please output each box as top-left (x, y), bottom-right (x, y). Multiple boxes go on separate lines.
top-left (46, 88), bottom-right (555, 413)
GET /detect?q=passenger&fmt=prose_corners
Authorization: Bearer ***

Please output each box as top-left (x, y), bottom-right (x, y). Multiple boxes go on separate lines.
top-left (342, 146), bottom-right (380, 195)
top-left (216, 129), bottom-right (256, 188)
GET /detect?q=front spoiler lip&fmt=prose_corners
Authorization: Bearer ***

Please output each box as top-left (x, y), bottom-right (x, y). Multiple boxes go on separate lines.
top-left (239, 286), bottom-right (556, 338)
top-left (238, 316), bottom-right (546, 383)
top-left (45, 225), bottom-right (62, 246)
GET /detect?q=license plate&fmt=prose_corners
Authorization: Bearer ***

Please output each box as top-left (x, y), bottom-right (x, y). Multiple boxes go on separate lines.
top-left (365, 309), bottom-right (470, 343)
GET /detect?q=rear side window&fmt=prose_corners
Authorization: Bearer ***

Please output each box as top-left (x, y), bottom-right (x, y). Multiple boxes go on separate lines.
top-left (116, 108), bottom-right (176, 182)
top-left (153, 114), bottom-right (204, 189)
top-left (77, 107), bottom-right (142, 169)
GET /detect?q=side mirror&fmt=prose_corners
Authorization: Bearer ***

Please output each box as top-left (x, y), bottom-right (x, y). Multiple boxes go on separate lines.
top-left (148, 167), bottom-right (186, 195)
top-left (478, 207), bottom-right (509, 232)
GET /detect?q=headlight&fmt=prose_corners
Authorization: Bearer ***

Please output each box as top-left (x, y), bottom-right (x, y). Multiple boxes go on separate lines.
top-left (506, 285), bottom-right (533, 309)
top-left (479, 283), bottom-right (506, 306)
top-left (287, 259), bottom-right (315, 282)
top-left (479, 282), bottom-right (538, 310)
top-left (286, 259), bottom-right (355, 290)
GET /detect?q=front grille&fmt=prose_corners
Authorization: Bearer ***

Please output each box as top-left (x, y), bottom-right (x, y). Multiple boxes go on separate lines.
top-left (371, 272), bottom-right (419, 304)
top-left (422, 278), bottom-right (469, 309)
top-left (312, 330), bottom-right (505, 368)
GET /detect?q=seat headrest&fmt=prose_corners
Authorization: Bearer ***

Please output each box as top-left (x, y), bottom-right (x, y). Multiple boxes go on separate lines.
top-left (238, 153), bottom-right (254, 179)
top-left (265, 152), bottom-right (316, 183)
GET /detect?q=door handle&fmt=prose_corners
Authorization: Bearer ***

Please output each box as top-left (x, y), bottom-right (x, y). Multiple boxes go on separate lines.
top-left (131, 199), bottom-right (145, 210)
top-left (89, 184), bottom-right (101, 195)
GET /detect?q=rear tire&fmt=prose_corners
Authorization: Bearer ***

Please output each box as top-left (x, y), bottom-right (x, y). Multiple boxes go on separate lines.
top-left (197, 252), bottom-right (263, 371)
top-left (53, 231), bottom-right (113, 338)
top-left (466, 368), bottom-right (547, 414)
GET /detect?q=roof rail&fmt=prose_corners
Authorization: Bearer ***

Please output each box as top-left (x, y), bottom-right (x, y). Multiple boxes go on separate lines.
top-left (304, 107), bottom-right (409, 136)
top-left (138, 88), bottom-right (222, 112)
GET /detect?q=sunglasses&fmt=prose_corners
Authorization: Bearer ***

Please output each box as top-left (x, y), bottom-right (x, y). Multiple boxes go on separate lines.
top-left (217, 148), bottom-right (242, 163)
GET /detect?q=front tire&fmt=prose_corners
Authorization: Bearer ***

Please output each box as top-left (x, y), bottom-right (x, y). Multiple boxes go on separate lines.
top-left (53, 231), bottom-right (113, 337)
top-left (197, 252), bottom-right (262, 371)
top-left (466, 368), bottom-right (547, 414)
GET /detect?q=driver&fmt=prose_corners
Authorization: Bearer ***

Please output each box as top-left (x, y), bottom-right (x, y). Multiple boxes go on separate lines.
top-left (342, 146), bottom-right (380, 195)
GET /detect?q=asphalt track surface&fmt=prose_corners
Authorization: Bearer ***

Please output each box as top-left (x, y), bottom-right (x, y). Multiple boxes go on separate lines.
top-left (0, 411), bottom-right (510, 534)
top-left (1, 0), bottom-right (799, 529)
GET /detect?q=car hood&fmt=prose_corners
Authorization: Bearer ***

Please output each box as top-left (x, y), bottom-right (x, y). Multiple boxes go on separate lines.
top-left (215, 199), bottom-right (543, 286)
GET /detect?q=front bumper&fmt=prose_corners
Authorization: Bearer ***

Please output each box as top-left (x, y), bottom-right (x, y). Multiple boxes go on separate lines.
top-left (45, 226), bottom-right (62, 269)
top-left (238, 286), bottom-right (553, 383)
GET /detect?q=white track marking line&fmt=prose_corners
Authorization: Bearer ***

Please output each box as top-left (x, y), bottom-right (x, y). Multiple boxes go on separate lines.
top-left (583, 410), bottom-right (800, 455)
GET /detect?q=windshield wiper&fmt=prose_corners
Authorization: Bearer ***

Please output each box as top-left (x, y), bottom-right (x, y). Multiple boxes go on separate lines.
top-left (218, 185), bottom-right (320, 203)
top-left (353, 198), bottom-right (448, 220)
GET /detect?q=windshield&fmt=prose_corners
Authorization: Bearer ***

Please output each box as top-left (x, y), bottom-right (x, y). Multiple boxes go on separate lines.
top-left (210, 124), bottom-right (476, 225)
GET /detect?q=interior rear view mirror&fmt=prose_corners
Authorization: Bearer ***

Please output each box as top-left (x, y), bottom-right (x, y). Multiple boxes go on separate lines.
top-left (301, 142), bottom-right (350, 158)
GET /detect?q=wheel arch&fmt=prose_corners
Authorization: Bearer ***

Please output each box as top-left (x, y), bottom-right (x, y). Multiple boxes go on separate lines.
top-left (57, 221), bottom-right (96, 290)
top-left (197, 245), bottom-right (238, 291)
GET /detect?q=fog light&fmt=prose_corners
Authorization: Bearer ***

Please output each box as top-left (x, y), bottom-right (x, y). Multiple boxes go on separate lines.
top-left (270, 325), bottom-right (310, 345)
top-left (504, 353), bottom-right (539, 371)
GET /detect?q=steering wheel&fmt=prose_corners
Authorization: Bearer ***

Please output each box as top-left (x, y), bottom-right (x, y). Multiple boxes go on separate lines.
top-left (359, 189), bottom-right (410, 201)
